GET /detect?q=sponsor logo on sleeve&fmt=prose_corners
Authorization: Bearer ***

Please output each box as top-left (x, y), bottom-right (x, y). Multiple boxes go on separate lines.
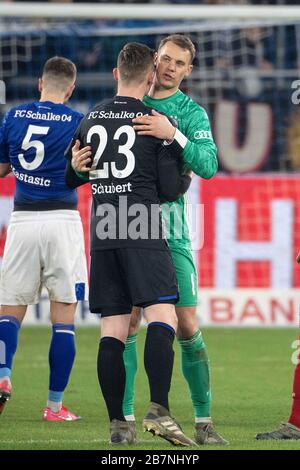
top-left (194, 130), bottom-right (212, 140)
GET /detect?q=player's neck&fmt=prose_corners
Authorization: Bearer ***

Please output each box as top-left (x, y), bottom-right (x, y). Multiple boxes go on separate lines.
top-left (117, 84), bottom-right (145, 101)
top-left (39, 92), bottom-right (65, 104)
top-left (148, 83), bottom-right (179, 100)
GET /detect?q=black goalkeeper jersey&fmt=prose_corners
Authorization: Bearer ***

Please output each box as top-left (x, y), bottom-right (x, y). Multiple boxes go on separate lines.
top-left (66, 96), bottom-right (191, 251)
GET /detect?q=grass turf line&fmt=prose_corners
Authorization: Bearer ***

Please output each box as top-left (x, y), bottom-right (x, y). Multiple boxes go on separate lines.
top-left (0, 327), bottom-right (298, 450)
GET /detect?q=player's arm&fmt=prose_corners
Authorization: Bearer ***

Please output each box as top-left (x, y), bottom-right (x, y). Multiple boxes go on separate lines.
top-left (133, 107), bottom-right (218, 179)
top-left (133, 110), bottom-right (186, 165)
top-left (157, 145), bottom-right (192, 202)
top-left (65, 135), bottom-right (91, 188)
top-left (178, 106), bottom-right (218, 178)
top-left (0, 163), bottom-right (11, 177)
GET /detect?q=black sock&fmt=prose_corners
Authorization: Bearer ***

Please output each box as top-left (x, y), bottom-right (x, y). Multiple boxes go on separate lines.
top-left (97, 336), bottom-right (126, 422)
top-left (144, 322), bottom-right (175, 411)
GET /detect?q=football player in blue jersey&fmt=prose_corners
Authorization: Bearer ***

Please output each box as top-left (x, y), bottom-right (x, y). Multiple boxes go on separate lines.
top-left (0, 57), bottom-right (88, 421)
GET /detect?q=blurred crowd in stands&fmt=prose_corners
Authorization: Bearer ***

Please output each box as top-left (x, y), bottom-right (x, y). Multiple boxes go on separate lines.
top-left (0, 0), bottom-right (299, 171)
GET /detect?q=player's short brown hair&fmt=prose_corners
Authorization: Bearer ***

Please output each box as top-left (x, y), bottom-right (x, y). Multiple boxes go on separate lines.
top-left (42, 56), bottom-right (77, 88)
top-left (117, 42), bottom-right (155, 84)
top-left (158, 34), bottom-right (196, 64)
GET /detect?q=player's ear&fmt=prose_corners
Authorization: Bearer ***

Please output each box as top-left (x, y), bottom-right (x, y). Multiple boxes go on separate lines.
top-left (64, 83), bottom-right (75, 103)
top-left (113, 68), bottom-right (119, 82)
top-left (184, 64), bottom-right (193, 78)
top-left (148, 69), bottom-right (155, 85)
top-left (38, 78), bottom-right (43, 93)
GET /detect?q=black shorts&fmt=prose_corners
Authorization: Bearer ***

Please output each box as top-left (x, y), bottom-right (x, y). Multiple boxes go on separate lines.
top-left (89, 248), bottom-right (179, 317)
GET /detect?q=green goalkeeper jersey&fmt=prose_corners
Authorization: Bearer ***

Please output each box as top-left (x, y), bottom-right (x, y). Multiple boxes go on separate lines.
top-left (143, 90), bottom-right (218, 249)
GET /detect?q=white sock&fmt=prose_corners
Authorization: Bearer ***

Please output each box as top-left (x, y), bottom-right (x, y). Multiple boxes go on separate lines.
top-left (124, 414), bottom-right (135, 422)
top-left (47, 400), bottom-right (62, 413)
top-left (195, 417), bottom-right (212, 424)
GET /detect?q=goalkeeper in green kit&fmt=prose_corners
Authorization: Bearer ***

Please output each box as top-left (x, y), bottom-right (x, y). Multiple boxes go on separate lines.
top-left (71, 34), bottom-right (227, 445)
top-left (125, 34), bottom-right (227, 445)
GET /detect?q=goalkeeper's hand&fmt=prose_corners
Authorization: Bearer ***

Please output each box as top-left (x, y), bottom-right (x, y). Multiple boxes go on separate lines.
top-left (71, 140), bottom-right (92, 173)
top-left (132, 109), bottom-right (176, 141)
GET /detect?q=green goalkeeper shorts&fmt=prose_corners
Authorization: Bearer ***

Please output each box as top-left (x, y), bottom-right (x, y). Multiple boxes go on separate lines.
top-left (170, 247), bottom-right (198, 307)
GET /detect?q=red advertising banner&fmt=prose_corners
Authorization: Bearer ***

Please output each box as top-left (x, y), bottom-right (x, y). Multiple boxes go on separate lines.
top-left (2, 174), bottom-right (300, 290)
top-left (0, 177), bottom-right (14, 259)
top-left (199, 175), bottom-right (300, 288)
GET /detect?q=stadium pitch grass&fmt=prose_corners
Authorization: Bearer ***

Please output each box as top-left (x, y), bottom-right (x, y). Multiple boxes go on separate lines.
top-left (0, 327), bottom-right (299, 450)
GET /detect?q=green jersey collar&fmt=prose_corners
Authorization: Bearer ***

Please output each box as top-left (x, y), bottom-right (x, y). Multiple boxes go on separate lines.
top-left (144, 89), bottom-right (182, 104)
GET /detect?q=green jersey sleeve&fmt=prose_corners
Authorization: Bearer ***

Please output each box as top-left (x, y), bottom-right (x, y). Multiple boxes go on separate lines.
top-left (179, 104), bottom-right (218, 179)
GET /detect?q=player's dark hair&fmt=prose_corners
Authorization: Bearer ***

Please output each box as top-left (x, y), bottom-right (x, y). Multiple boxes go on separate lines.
top-left (158, 34), bottom-right (196, 63)
top-left (42, 56), bottom-right (77, 84)
top-left (117, 43), bottom-right (155, 84)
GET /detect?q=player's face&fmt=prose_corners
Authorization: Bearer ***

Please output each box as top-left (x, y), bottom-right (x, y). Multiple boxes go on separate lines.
top-left (155, 41), bottom-right (193, 92)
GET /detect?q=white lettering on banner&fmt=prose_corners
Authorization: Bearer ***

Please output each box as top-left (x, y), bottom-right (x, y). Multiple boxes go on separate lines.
top-left (197, 289), bottom-right (300, 327)
top-left (215, 199), bottom-right (293, 288)
top-left (0, 196), bottom-right (13, 269)
top-left (215, 101), bottom-right (272, 172)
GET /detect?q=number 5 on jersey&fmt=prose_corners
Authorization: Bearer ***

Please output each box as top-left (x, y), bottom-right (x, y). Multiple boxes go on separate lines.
top-left (18, 124), bottom-right (50, 170)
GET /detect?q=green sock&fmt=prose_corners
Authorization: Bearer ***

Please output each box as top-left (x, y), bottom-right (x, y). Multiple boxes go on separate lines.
top-left (179, 330), bottom-right (212, 419)
top-left (122, 333), bottom-right (138, 418)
